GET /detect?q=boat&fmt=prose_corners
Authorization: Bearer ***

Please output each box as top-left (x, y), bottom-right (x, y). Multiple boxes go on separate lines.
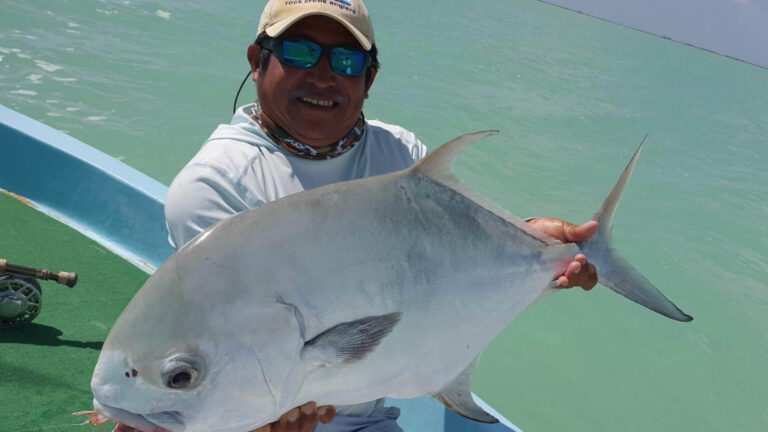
top-left (0, 103), bottom-right (523, 432)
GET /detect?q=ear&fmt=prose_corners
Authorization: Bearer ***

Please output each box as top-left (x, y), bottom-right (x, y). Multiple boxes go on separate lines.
top-left (364, 67), bottom-right (378, 99)
top-left (247, 44), bottom-right (261, 82)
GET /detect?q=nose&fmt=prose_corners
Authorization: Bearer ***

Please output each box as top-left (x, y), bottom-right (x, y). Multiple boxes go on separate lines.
top-left (305, 56), bottom-right (336, 87)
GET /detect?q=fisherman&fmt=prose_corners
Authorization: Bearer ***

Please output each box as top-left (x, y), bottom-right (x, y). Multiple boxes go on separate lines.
top-left (164, 0), bottom-right (598, 431)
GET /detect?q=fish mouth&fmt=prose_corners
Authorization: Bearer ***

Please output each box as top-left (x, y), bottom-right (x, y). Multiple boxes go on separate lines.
top-left (93, 399), bottom-right (184, 432)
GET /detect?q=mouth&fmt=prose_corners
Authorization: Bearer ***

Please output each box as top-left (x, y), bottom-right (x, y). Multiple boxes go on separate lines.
top-left (93, 400), bottom-right (184, 432)
top-left (298, 96), bottom-right (337, 108)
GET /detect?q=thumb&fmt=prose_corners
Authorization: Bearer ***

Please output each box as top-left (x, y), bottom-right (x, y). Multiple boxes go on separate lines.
top-left (528, 218), bottom-right (599, 244)
top-left (563, 220), bottom-right (598, 243)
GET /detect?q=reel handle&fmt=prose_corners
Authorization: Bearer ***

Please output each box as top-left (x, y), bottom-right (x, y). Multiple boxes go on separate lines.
top-left (0, 259), bottom-right (78, 288)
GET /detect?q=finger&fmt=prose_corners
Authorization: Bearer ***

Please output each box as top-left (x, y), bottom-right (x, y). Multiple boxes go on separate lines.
top-left (278, 408), bottom-right (300, 432)
top-left (526, 218), bottom-right (565, 241)
top-left (298, 402), bottom-right (318, 432)
top-left (556, 261), bottom-right (582, 288)
top-left (527, 218), bottom-right (598, 244)
top-left (583, 264), bottom-right (598, 291)
top-left (301, 401), bottom-right (317, 414)
top-left (565, 261), bottom-right (582, 278)
top-left (317, 406), bottom-right (336, 424)
top-left (574, 254), bottom-right (588, 265)
top-left (571, 264), bottom-right (598, 291)
top-left (563, 221), bottom-right (598, 243)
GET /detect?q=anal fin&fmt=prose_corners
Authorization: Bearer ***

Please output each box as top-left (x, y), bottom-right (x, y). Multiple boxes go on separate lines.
top-left (433, 358), bottom-right (499, 423)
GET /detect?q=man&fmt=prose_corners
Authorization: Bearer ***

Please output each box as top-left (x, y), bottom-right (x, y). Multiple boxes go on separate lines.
top-left (165, 0), bottom-right (597, 431)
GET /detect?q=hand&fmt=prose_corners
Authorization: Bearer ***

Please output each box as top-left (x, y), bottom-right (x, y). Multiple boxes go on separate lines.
top-left (526, 218), bottom-right (599, 291)
top-left (250, 402), bottom-right (335, 432)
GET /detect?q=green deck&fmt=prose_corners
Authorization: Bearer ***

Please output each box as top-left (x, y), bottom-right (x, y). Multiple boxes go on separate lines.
top-left (0, 192), bottom-right (148, 431)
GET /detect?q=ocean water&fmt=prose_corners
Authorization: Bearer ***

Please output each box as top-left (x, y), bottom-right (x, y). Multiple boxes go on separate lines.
top-left (2, 0), bottom-right (767, 431)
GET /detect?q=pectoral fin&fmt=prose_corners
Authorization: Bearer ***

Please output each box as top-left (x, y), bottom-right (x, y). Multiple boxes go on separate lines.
top-left (301, 313), bottom-right (401, 368)
top-left (434, 358), bottom-right (499, 423)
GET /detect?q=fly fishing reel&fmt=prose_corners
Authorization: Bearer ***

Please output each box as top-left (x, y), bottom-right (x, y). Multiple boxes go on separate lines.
top-left (0, 259), bottom-right (77, 329)
top-left (0, 274), bottom-right (42, 328)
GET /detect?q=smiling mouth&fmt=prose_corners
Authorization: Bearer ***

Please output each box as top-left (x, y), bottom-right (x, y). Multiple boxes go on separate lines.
top-left (299, 97), bottom-right (336, 108)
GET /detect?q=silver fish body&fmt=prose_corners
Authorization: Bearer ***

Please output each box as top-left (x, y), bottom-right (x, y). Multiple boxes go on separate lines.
top-left (91, 132), bottom-right (690, 432)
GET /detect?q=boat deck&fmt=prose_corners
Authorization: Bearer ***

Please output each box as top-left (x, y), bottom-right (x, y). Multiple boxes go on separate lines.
top-left (0, 191), bottom-right (150, 431)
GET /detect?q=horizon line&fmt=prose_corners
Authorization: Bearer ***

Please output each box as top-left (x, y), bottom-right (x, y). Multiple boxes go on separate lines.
top-left (537, 0), bottom-right (768, 72)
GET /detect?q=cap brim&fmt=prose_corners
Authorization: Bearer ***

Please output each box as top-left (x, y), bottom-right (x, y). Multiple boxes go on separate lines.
top-left (264, 11), bottom-right (373, 51)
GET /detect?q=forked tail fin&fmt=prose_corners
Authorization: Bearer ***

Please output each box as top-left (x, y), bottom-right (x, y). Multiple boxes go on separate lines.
top-left (578, 137), bottom-right (693, 322)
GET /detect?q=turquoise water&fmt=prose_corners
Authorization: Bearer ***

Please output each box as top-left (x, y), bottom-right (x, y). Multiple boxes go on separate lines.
top-left (2, 0), bottom-right (767, 430)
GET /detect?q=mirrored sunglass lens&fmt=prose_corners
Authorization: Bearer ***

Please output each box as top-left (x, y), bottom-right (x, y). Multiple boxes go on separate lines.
top-left (330, 48), bottom-right (367, 76)
top-left (281, 40), bottom-right (321, 68)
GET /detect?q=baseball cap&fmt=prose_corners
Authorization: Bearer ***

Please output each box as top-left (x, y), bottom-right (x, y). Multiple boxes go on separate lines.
top-left (257, 0), bottom-right (375, 50)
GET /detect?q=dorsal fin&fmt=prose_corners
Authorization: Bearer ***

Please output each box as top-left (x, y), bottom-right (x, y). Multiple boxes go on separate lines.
top-left (412, 131), bottom-right (560, 245)
top-left (413, 131), bottom-right (499, 186)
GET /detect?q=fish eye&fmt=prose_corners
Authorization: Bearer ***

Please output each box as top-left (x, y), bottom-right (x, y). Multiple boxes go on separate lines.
top-left (166, 367), bottom-right (196, 389)
top-left (161, 354), bottom-right (203, 390)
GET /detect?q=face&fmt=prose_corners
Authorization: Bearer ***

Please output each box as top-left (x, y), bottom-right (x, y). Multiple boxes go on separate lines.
top-left (248, 16), bottom-right (377, 147)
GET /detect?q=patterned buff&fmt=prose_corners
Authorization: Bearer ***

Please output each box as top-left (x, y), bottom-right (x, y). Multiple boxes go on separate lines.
top-left (249, 103), bottom-right (365, 160)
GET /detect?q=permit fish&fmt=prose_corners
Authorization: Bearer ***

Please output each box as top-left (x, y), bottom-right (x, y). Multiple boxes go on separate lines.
top-left (87, 132), bottom-right (692, 432)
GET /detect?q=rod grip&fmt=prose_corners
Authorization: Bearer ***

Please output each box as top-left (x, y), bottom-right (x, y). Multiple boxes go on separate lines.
top-left (0, 258), bottom-right (77, 288)
top-left (56, 271), bottom-right (78, 287)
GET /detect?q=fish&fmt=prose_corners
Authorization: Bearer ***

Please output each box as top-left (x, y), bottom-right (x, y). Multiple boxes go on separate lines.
top-left (88, 131), bottom-right (692, 432)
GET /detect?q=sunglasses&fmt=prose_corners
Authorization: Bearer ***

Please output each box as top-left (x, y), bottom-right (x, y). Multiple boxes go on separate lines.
top-left (259, 38), bottom-right (372, 77)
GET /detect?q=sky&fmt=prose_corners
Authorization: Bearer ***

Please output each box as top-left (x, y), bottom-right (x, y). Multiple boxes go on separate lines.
top-left (544, 0), bottom-right (768, 69)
